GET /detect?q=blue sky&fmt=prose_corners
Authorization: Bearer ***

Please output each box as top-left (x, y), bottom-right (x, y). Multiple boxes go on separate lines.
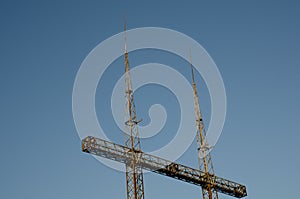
top-left (0, 0), bottom-right (299, 198)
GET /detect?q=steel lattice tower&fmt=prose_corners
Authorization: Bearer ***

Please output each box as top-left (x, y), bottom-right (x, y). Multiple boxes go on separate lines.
top-left (190, 51), bottom-right (218, 199)
top-left (81, 23), bottom-right (247, 199)
top-left (123, 22), bottom-right (145, 199)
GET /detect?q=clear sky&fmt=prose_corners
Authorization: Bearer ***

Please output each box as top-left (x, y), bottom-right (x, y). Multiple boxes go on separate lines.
top-left (0, 0), bottom-right (299, 199)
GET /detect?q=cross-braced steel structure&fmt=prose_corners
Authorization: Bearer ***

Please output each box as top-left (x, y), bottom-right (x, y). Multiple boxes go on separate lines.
top-left (81, 23), bottom-right (247, 199)
top-left (82, 136), bottom-right (247, 198)
top-left (190, 51), bottom-right (218, 199)
top-left (123, 22), bottom-right (145, 199)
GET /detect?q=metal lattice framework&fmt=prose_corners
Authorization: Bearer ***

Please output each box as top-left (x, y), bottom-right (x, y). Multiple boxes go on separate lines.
top-left (82, 136), bottom-right (247, 198)
top-left (82, 23), bottom-right (247, 199)
top-left (190, 51), bottom-right (218, 199)
top-left (123, 21), bottom-right (144, 199)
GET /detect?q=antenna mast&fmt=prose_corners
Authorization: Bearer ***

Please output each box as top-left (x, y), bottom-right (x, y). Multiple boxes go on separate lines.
top-left (80, 31), bottom-right (247, 199)
top-left (190, 50), bottom-right (218, 199)
top-left (123, 20), bottom-right (145, 199)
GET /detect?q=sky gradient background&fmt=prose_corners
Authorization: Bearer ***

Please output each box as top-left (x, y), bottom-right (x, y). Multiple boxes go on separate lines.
top-left (0, 1), bottom-right (299, 199)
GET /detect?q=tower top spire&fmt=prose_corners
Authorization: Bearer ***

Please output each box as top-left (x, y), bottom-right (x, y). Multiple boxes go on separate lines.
top-left (124, 17), bottom-right (127, 53)
top-left (189, 49), bottom-right (196, 84)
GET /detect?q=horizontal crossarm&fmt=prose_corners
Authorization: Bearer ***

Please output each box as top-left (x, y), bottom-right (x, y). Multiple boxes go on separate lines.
top-left (82, 136), bottom-right (247, 198)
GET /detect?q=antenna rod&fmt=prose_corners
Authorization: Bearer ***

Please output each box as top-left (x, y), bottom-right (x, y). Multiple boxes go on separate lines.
top-left (124, 18), bottom-right (127, 53)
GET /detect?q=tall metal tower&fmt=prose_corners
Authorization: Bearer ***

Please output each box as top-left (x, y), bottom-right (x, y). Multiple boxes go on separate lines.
top-left (190, 51), bottom-right (218, 199)
top-left (81, 24), bottom-right (247, 199)
top-left (123, 21), bottom-right (145, 199)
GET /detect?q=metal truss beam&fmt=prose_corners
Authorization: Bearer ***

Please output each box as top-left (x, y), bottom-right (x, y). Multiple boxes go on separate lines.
top-left (82, 136), bottom-right (247, 198)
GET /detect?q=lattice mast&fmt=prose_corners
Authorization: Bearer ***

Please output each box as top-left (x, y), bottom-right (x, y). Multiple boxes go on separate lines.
top-left (189, 51), bottom-right (218, 199)
top-left (123, 21), bottom-right (145, 199)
